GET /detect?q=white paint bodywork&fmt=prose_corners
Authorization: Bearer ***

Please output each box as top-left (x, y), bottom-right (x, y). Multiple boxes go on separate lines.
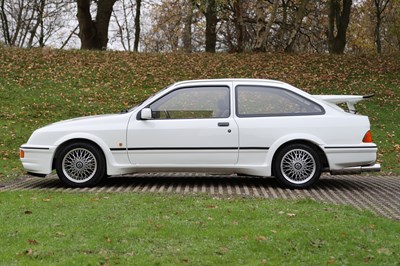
top-left (20, 79), bottom-right (378, 177)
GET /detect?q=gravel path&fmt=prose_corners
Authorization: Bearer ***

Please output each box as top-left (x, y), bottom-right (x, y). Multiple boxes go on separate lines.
top-left (1, 173), bottom-right (399, 221)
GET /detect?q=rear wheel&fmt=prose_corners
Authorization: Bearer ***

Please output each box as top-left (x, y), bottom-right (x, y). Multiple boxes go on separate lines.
top-left (56, 142), bottom-right (106, 187)
top-left (273, 143), bottom-right (321, 189)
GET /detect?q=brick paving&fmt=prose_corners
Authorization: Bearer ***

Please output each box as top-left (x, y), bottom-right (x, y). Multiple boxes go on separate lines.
top-left (1, 173), bottom-right (399, 221)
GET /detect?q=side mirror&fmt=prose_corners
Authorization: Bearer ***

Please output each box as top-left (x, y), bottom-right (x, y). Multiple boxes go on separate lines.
top-left (140, 108), bottom-right (153, 120)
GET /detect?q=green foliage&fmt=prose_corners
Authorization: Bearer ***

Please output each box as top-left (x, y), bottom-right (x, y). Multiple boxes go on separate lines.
top-left (0, 191), bottom-right (399, 265)
top-left (0, 47), bottom-right (399, 182)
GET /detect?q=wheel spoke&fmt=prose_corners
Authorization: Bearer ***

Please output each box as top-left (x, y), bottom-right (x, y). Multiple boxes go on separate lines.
top-left (280, 148), bottom-right (316, 184)
top-left (62, 148), bottom-right (97, 182)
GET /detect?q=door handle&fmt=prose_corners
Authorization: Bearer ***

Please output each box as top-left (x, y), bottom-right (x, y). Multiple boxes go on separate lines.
top-left (218, 122), bottom-right (229, 127)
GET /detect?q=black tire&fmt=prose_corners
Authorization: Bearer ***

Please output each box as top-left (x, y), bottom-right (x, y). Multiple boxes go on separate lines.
top-left (273, 143), bottom-right (321, 189)
top-left (55, 142), bottom-right (106, 187)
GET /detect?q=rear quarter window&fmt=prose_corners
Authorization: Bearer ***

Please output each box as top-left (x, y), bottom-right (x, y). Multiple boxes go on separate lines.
top-left (236, 85), bottom-right (324, 117)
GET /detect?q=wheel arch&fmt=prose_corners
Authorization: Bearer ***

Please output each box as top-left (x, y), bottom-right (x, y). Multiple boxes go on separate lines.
top-left (52, 134), bottom-right (113, 172)
top-left (267, 135), bottom-right (329, 176)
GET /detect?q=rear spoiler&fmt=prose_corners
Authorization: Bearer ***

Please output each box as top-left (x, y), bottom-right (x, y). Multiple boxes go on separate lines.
top-left (313, 94), bottom-right (374, 114)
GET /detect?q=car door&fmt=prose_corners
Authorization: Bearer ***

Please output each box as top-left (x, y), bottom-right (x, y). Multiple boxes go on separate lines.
top-left (127, 84), bottom-right (239, 165)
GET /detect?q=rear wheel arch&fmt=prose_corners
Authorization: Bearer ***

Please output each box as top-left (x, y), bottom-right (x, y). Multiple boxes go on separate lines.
top-left (271, 139), bottom-right (328, 176)
top-left (270, 140), bottom-right (329, 188)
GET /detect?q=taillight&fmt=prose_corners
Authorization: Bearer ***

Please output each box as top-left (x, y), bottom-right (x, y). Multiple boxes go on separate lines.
top-left (363, 130), bottom-right (373, 143)
top-left (20, 149), bottom-right (25, 158)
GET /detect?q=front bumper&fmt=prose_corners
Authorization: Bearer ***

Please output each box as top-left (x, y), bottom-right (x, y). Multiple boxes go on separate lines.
top-left (20, 145), bottom-right (57, 175)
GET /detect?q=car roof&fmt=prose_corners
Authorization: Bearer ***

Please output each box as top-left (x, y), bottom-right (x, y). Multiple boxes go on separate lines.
top-left (172, 78), bottom-right (289, 87)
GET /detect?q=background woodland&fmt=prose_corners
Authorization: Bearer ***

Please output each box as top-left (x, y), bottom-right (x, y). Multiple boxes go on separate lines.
top-left (1, 0), bottom-right (399, 54)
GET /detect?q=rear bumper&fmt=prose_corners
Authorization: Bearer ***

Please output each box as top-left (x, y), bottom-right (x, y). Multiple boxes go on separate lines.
top-left (331, 163), bottom-right (381, 175)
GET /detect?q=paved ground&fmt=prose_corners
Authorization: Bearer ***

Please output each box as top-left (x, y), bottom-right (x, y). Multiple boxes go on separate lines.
top-left (1, 173), bottom-right (399, 221)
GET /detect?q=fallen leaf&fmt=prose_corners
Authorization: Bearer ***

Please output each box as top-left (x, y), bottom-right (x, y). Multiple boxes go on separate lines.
top-left (287, 213), bottom-right (296, 217)
top-left (377, 247), bottom-right (392, 255)
top-left (25, 249), bottom-right (33, 256)
top-left (42, 198), bottom-right (51, 202)
top-left (310, 239), bottom-right (325, 248)
top-left (327, 256), bottom-right (336, 264)
top-left (364, 255), bottom-right (374, 263)
top-left (369, 224), bottom-right (376, 230)
top-left (256, 236), bottom-right (267, 241)
top-left (28, 239), bottom-right (38, 245)
top-left (55, 231), bottom-right (65, 237)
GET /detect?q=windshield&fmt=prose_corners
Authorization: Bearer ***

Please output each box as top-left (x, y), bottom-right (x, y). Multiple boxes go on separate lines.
top-left (119, 84), bottom-right (172, 113)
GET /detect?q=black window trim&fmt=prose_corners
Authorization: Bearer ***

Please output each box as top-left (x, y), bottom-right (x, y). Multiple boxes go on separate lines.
top-left (234, 85), bottom-right (325, 118)
top-left (137, 85), bottom-right (231, 120)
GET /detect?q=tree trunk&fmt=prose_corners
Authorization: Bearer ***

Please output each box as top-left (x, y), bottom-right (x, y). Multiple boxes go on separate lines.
top-left (234, 0), bottom-right (244, 52)
top-left (253, 0), bottom-right (279, 52)
top-left (205, 0), bottom-right (217, 52)
top-left (38, 0), bottom-right (45, 47)
top-left (28, 0), bottom-right (46, 48)
top-left (327, 0), bottom-right (352, 54)
top-left (134, 0), bottom-right (141, 52)
top-left (11, 0), bottom-right (25, 46)
top-left (374, 0), bottom-right (390, 54)
top-left (276, 0), bottom-right (288, 50)
top-left (77, 0), bottom-right (117, 50)
top-left (375, 15), bottom-right (382, 54)
top-left (182, 0), bottom-right (193, 52)
top-left (0, 0), bottom-right (11, 45)
top-left (285, 0), bottom-right (309, 52)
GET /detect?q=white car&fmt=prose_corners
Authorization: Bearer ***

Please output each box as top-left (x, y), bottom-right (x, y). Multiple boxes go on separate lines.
top-left (20, 79), bottom-right (380, 188)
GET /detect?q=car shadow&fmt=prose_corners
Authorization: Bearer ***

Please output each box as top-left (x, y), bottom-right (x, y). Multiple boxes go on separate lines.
top-left (21, 174), bottom-right (377, 193)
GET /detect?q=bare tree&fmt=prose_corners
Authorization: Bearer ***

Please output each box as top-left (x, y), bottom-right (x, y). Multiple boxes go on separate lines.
top-left (0, 0), bottom-right (11, 44)
top-left (133, 0), bottom-right (141, 51)
top-left (284, 0), bottom-right (310, 52)
top-left (182, 0), bottom-right (194, 52)
top-left (233, 0), bottom-right (244, 52)
top-left (253, 0), bottom-right (279, 52)
top-left (327, 0), bottom-right (353, 54)
top-left (205, 0), bottom-right (217, 52)
top-left (77, 0), bottom-right (117, 50)
top-left (0, 0), bottom-right (68, 48)
top-left (373, 0), bottom-right (390, 54)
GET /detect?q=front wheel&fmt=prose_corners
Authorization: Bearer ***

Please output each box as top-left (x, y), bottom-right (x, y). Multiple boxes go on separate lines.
top-left (55, 142), bottom-right (106, 187)
top-left (273, 144), bottom-right (321, 189)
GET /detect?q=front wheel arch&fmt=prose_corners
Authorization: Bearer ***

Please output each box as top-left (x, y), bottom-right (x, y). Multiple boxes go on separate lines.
top-left (55, 140), bottom-right (107, 187)
top-left (53, 139), bottom-right (107, 174)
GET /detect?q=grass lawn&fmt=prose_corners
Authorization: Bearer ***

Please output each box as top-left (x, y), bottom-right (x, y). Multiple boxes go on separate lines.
top-left (0, 191), bottom-right (399, 265)
top-left (0, 47), bottom-right (399, 183)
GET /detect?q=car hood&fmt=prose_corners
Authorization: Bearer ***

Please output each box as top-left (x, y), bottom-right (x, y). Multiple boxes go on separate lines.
top-left (36, 113), bottom-right (132, 133)
top-left (25, 113), bottom-right (132, 146)
top-left (47, 114), bottom-right (119, 127)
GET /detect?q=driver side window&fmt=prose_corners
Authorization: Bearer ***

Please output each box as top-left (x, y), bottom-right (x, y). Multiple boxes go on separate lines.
top-left (149, 86), bottom-right (230, 119)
